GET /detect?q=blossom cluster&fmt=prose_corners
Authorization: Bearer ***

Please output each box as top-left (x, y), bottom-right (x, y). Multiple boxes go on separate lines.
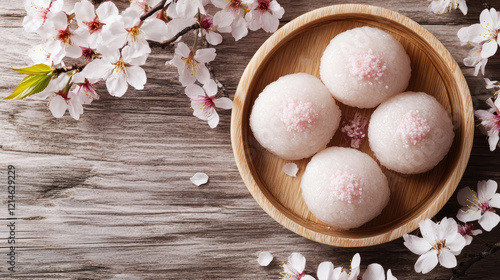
top-left (451, 7), bottom-right (500, 151)
top-left (13, 0), bottom-right (284, 127)
top-left (258, 251), bottom-right (397, 280)
top-left (404, 179), bottom-right (500, 274)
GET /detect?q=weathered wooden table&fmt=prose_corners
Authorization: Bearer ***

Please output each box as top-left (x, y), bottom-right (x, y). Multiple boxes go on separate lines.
top-left (1, 0), bottom-right (499, 279)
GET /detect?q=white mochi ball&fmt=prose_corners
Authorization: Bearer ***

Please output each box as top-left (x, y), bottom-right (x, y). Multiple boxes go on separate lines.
top-left (301, 147), bottom-right (390, 230)
top-left (250, 73), bottom-right (341, 160)
top-left (368, 91), bottom-right (455, 174)
top-left (320, 26), bottom-right (411, 108)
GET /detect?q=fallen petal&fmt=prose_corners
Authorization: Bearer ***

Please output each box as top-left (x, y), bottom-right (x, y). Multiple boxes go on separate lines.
top-left (190, 172), bottom-right (209, 186)
top-left (283, 163), bottom-right (299, 177)
top-left (257, 251), bottom-right (273, 266)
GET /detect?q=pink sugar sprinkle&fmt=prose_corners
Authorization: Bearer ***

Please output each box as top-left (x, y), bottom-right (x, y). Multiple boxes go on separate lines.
top-left (330, 171), bottom-right (363, 203)
top-left (397, 110), bottom-right (431, 147)
top-left (349, 49), bottom-right (387, 81)
top-left (279, 99), bottom-right (318, 132)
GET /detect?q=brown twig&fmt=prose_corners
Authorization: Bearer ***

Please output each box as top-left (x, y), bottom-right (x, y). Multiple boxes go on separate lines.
top-left (140, 0), bottom-right (168, 21)
top-left (158, 23), bottom-right (201, 46)
top-left (450, 242), bottom-right (500, 279)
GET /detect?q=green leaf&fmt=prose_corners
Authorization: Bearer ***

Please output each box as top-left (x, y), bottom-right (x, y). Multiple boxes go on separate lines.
top-left (12, 63), bottom-right (54, 75)
top-left (4, 73), bottom-right (54, 100)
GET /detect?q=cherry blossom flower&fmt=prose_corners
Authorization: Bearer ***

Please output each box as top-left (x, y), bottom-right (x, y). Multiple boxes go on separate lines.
top-left (23, 0), bottom-right (64, 33)
top-left (428, 0), bottom-right (467, 15)
top-left (457, 180), bottom-right (500, 231)
top-left (257, 251), bottom-right (273, 266)
top-left (247, 0), bottom-right (285, 33)
top-left (83, 45), bottom-right (148, 97)
top-left (474, 98), bottom-right (500, 151)
top-left (457, 222), bottom-right (482, 245)
top-left (280, 252), bottom-right (315, 280)
top-left (169, 42), bottom-right (216, 86)
top-left (341, 113), bottom-right (368, 149)
top-left (100, 7), bottom-right (167, 55)
top-left (28, 41), bottom-right (64, 65)
top-left (403, 218), bottom-right (466, 274)
top-left (199, 14), bottom-right (223, 45)
top-left (462, 44), bottom-right (488, 76)
top-left (184, 79), bottom-right (232, 128)
top-left (458, 8), bottom-right (500, 59)
top-left (72, 72), bottom-right (99, 105)
top-left (74, 0), bottom-right (121, 48)
top-left (212, 0), bottom-right (250, 40)
top-left (190, 172), bottom-right (209, 186)
top-left (37, 74), bottom-right (84, 120)
top-left (43, 11), bottom-right (88, 59)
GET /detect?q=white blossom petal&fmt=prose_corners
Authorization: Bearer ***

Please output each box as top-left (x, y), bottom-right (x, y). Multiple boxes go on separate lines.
top-left (302, 276), bottom-right (316, 280)
top-left (126, 66), bottom-right (147, 90)
top-left (387, 269), bottom-right (397, 280)
top-left (478, 179), bottom-right (497, 202)
top-left (185, 84), bottom-right (205, 99)
top-left (176, 42), bottom-right (192, 58)
top-left (481, 40), bottom-right (498, 58)
top-left (190, 172), bottom-right (208, 186)
top-left (438, 249), bottom-right (457, 268)
top-left (213, 9), bottom-right (235, 28)
top-left (362, 263), bottom-right (385, 280)
top-left (106, 70), bottom-right (128, 97)
top-left (287, 253), bottom-right (306, 274)
top-left (195, 48), bottom-right (216, 64)
top-left (489, 193), bottom-right (500, 208)
top-left (207, 110), bottom-right (220, 128)
top-left (49, 95), bottom-right (67, 118)
top-left (317, 261), bottom-right (334, 280)
top-left (457, 187), bottom-right (476, 207)
top-left (414, 250), bottom-right (438, 274)
top-left (419, 219), bottom-right (438, 242)
top-left (403, 234), bottom-right (432, 255)
top-left (213, 97), bottom-right (233, 110)
top-left (457, 207), bottom-right (482, 223)
top-left (206, 31), bottom-right (223, 45)
top-left (142, 18), bottom-right (168, 42)
top-left (283, 163), bottom-right (298, 177)
top-left (197, 65), bottom-right (211, 85)
top-left (257, 251), bottom-right (273, 266)
top-left (203, 79), bottom-right (218, 96)
top-left (261, 11), bottom-right (280, 33)
top-left (478, 211), bottom-right (500, 231)
top-left (96, 2), bottom-right (120, 22)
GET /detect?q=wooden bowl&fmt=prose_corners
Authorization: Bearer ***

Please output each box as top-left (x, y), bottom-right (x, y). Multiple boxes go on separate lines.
top-left (231, 4), bottom-right (473, 247)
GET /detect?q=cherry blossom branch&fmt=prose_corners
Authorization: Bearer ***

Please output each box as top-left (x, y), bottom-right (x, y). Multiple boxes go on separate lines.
top-left (451, 242), bottom-right (500, 279)
top-left (53, 63), bottom-right (87, 75)
top-left (140, 0), bottom-right (168, 21)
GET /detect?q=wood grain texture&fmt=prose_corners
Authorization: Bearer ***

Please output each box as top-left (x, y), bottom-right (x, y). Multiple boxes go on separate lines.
top-left (0, 0), bottom-right (499, 279)
top-left (231, 4), bottom-right (474, 247)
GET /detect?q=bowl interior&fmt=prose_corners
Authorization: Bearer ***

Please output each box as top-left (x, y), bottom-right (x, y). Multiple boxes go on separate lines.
top-left (232, 5), bottom-right (472, 247)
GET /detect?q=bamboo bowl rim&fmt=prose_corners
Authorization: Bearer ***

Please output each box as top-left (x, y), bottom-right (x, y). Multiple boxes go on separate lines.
top-left (231, 4), bottom-right (474, 247)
